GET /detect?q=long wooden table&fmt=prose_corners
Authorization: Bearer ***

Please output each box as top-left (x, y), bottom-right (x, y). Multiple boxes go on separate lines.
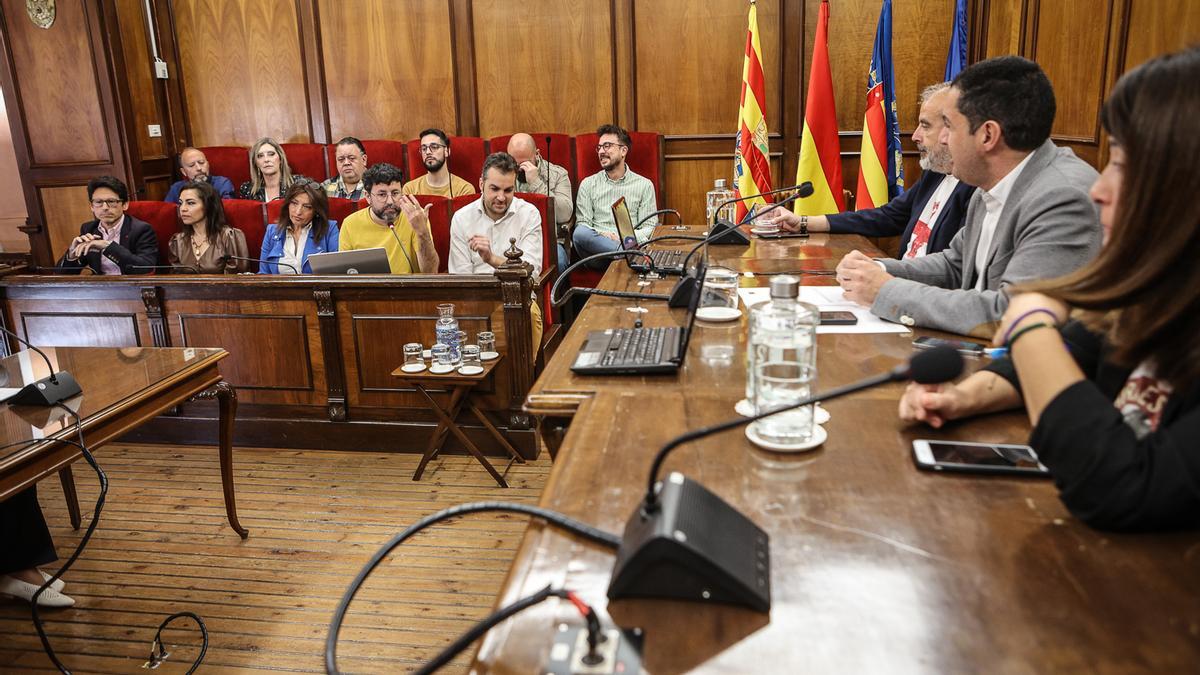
top-left (0, 346), bottom-right (246, 538)
top-left (472, 230), bottom-right (1200, 673)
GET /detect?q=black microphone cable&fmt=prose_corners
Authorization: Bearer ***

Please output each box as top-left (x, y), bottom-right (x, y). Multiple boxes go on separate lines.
top-left (549, 249), bottom-right (672, 306)
top-left (324, 501), bottom-right (619, 674)
top-left (387, 221), bottom-right (421, 273)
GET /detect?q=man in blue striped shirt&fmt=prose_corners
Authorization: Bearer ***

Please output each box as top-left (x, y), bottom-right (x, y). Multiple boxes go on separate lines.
top-left (572, 124), bottom-right (658, 268)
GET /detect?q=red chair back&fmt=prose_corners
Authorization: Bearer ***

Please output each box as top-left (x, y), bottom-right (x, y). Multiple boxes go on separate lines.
top-left (125, 201), bottom-right (179, 267)
top-left (198, 146), bottom-right (251, 190)
top-left (573, 131), bottom-right (664, 206)
top-left (265, 200), bottom-right (284, 227)
top-left (488, 133), bottom-right (575, 187)
top-left (326, 139), bottom-right (409, 180)
top-left (328, 197), bottom-right (358, 227)
top-left (280, 143), bottom-right (330, 182)
top-left (406, 136), bottom-right (487, 188)
top-left (514, 192), bottom-right (557, 325)
top-left (221, 199), bottom-right (267, 261)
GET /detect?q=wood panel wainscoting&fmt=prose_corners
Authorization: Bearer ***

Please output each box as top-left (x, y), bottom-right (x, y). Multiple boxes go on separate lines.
top-left (0, 269), bottom-right (538, 456)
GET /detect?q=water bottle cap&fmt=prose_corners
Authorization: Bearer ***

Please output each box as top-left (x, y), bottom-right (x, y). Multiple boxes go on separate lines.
top-left (769, 275), bottom-right (800, 299)
top-left (714, 178), bottom-right (728, 189)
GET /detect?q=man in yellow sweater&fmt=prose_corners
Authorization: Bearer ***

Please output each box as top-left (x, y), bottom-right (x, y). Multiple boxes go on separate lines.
top-left (339, 163), bottom-right (439, 274)
top-left (402, 128), bottom-right (476, 198)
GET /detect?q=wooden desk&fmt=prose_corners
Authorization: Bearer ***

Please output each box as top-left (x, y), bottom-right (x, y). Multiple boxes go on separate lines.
top-left (473, 231), bottom-right (1200, 673)
top-left (0, 346), bottom-right (247, 538)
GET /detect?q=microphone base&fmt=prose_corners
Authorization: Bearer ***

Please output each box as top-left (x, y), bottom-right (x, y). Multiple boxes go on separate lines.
top-left (6, 371), bottom-right (82, 407)
top-left (607, 473), bottom-right (771, 612)
top-left (708, 219), bottom-right (752, 245)
top-left (667, 274), bottom-right (699, 308)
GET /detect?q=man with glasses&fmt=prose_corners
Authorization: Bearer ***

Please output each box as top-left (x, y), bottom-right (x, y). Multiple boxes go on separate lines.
top-left (164, 147), bottom-right (235, 203)
top-left (339, 163), bottom-right (439, 274)
top-left (402, 128), bottom-right (476, 198)
top-left (58, 175), bottom-right (159, 275)
top-left (322, 136), bottom-right (368, 200)
top-left (572, 124), bottom-right (658, 267)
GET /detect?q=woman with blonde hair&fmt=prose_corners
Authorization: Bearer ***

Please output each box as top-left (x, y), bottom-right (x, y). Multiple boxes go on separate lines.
top-left (899, 46), bottom-right (1200, 531)
top-left (239, 137), bottom-right (308, 202)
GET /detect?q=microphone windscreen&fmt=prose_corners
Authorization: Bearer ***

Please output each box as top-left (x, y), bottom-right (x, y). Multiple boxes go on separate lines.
top-left (908, 346), bottom-right (964, 384)
top-left (797, 182), bottom-right (814, 198)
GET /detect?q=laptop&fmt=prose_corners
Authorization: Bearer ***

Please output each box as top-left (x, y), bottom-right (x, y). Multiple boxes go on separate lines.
top-left (612, 196), bottom-right (686, 276)
top-left (308, 248), bottom-right (392, 275)
top-left (570, 258), bottom-right (706, 375)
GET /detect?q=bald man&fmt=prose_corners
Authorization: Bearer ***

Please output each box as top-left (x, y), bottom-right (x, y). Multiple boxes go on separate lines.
top-left (507, 133), bottom-right (573, 271)
top-left (164, 147), bottom-right (235, 202)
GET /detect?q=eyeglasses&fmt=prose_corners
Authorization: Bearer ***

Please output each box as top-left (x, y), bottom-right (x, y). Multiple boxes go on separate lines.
top-left (595, 142), bottom-right (626, 152)
top-left (336, 154), bottom-right (363, 163)
top-left (91, 199), bottom-right (123, 208)
top-left (419, 143), bottom-right (446, 153)
top-left (371, 189), bottom-right (405, 202)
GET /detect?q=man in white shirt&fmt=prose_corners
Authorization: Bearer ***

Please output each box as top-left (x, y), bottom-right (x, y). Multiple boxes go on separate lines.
top-left (449, 152), bottom-right (544, 350)
top-left (833, 56), bottom-right (1101, 336)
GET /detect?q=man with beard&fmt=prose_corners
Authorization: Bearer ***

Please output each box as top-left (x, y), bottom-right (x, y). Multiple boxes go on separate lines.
top-left (164, 147), bottom-right (235, 202)
top-left (571, 124), bottom-right (658, 268)
top-left (448, 152), bottom-right (543, 350)
top-left (339, 163), bottom-right (439, 274)
top-left (402, 128), bottom-right (476, 198)
top-left (767, 82), bottom-right (974, 257)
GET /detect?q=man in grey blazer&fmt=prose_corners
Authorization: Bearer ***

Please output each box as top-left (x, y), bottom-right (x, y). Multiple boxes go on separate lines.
top-left (835, 56), bottom-right (1101, 337)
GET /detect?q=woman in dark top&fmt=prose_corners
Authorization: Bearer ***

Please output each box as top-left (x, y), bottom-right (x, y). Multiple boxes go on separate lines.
top-left (259, 181), bottom-right (339, 274)
top-left (899, 46), bottom-right (1200, 531)
top-left (239, 137), bottom-right (307, 202)
top-left (168, 181), bottom-right (250, 274)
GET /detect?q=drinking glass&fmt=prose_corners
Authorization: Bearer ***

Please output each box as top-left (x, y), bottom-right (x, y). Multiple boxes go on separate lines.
top-left (431, 343), bottom-right (452, 369)
top-left (750, 362), bottom-right (816, 446)
top-left (403, 343), bottom-right (423, 368)
top-left (477, 331), bottom-right (496, 357)
top-left (697, 266), bottom-right (740, 321)
top-left (460, 345), bottom-right (483, 371)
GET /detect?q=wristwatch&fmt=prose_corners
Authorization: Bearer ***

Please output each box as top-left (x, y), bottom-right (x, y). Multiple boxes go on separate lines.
top-left (798, 215), bottom-right (808, 236)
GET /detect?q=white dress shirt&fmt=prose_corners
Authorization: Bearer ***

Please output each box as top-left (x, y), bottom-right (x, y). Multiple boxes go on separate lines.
top-left (449, 196), bottom-right (543, 277)
top-left (279, 224), bottom-right (309, 275)
top-left (974, 152), bottom-right (1034, 290)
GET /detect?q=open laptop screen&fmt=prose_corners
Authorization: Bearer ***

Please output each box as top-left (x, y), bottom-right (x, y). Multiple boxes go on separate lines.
top-left (611, 196), bottom-right (639, 251)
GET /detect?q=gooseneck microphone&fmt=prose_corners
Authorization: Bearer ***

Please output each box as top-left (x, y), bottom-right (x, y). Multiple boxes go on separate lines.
top-left (0, 325), bottom-right (83, 406)
top-left (550, 249), bottom-right (671, 307)
top-left (635, 208), bottom-right (682, 230)
top-left (387, 222), bottom-right (420, 273)
top-left (606, 347), bottom-right (964, 612)
top-left (709, 182), bottom-right (815, 245)
top-left (222, 255), bottom-right (299, 275)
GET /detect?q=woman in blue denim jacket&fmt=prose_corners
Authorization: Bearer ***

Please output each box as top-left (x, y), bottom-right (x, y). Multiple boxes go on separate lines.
top-left (259, 181), bottom-right (339, 274)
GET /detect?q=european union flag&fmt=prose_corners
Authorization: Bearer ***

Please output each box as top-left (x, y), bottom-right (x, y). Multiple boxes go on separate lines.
top-left (945, 0), bottom-right (969, 80)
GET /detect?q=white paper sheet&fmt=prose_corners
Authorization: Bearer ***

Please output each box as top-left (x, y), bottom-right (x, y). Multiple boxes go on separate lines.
top-left (738, 286), bottom-right (911, 334)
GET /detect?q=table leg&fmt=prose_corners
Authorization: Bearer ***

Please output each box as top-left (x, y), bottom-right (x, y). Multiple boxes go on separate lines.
top-left (469, 403), bottom-right (525, 465)
top-left (57, 466), bottom-right (81, 530)
top-left (413, 385), bottom-right (468, 481)
top-left (195, 381), bottom-right (248, 539)
top-left (441, 418), bottom-right (509, 488)
top-left (415, 386), bottom-right (509, 488)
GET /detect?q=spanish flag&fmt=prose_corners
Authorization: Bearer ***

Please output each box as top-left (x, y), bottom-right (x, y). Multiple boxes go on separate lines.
top-left (795, 0), bottom-right (844, 216)
top-left (855, 0), bottom-right (904, 210)
top-left (733, 0), bottom-right (772, 223)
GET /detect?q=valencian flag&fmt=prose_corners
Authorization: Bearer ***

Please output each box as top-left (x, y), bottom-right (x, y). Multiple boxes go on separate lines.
top-left (855, 0), bottom-right (904, 210)
top-left (733, 0), bottom-right (772, 223)
top-left (794, 0), bottom-right (844, 215)
top-left (945, 0), bottom-right (969, 79)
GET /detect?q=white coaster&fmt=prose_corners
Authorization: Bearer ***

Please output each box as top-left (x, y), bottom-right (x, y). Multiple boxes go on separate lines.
top-left (745, 424), bottom-right (827, 453)
top-left (750, 226), bottom-right (780, 236)
top-left (457, 365), bottom-right (484, 375)
top-left (400, 363), bottom-right (427, 373)
top-left (696, 306), bottom-right (741, 322)
top-left (481, 351), bottom-right (500, 361)
top-left (429, 364), bottom-right (454, 374)
top-left (736, 401), bottom-right (829, 423)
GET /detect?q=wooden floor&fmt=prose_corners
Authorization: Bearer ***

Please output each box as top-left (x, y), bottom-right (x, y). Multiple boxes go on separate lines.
top-left (0, 443), bottom-right (552, 673)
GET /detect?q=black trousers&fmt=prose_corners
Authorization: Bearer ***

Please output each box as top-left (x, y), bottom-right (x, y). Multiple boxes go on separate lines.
top-left (0, 485), bottom-right (58, 575)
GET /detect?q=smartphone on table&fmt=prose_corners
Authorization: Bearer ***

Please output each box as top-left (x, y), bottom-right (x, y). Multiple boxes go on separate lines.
top-left (912, 440), bottom-right (1050, 477)
top-left (913, 336), bottom-right (984, 357)
top-left (819, 311), bottom-right (858, 326)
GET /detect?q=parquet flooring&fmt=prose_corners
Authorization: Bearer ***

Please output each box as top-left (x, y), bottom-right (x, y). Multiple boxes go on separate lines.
top-left (0, 443), bottom-right (551, 673)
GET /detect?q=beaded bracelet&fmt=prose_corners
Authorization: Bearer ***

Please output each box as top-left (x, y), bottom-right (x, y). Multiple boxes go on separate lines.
top-left (1005, 322), bottom-right (1055, 350)
top-left (1000, 308), bottom-right (1061, 345)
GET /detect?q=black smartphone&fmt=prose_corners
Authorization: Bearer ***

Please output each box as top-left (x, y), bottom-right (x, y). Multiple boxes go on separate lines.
top-left (819, 311), bottom-right (858, 326)
top-left (912, 440), bottom-right (1050, 477)
top-left (913, 335), bottom-right (984, 356)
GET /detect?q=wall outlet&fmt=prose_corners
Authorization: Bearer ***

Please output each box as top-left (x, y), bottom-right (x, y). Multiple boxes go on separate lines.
top-left (154, 58), bottom-right (169, 79)
top-left (148, 125), bottom-right (162, 138)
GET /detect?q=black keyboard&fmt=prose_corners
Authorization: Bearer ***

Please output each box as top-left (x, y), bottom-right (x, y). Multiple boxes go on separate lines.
top-left (600, 326), bottom-right (679, 366)
top-left (648, 249), bottom-right (683, 268)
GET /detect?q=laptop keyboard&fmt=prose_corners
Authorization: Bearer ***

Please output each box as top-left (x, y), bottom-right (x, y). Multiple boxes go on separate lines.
top-left (649, 249), bottom-right (683, 268)
top-left (600, 327), bottom-right (679, 366)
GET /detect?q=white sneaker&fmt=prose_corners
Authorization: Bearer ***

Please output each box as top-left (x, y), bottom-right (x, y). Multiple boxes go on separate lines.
top-left (0, 575), bottom-right (75, 607)
top-left (39, 570), bottom-right (66, 592)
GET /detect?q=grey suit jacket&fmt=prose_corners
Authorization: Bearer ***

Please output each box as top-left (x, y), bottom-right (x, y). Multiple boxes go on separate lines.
top-left (873, 140), bottom-right (1101, 337)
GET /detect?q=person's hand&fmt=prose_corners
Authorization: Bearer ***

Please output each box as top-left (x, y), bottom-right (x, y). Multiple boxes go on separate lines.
top-left (602, 231), bottom-right (619, 242)
top-left (68, 233), bottom-right (99, 259)
top-left (518, 161), bottom-right (538, 184)
top-left (836, 250), bottom-right (892, 306)
top-left (468, 234), bottom-right (494, 262)
top-left (899, 382), bottom-right (970, 428)
top-left (398, 195), bottom-right (432, 237)
top-left (761, 208), bottom-right (801, 231)
top-left (83, 238), bottom-right (112, 254)
top-left (994, 292), bottom-right (1069, 347)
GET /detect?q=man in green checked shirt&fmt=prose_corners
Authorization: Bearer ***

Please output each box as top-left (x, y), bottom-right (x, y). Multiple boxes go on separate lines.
top-left (571, 124), bottom-right (659, 269)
